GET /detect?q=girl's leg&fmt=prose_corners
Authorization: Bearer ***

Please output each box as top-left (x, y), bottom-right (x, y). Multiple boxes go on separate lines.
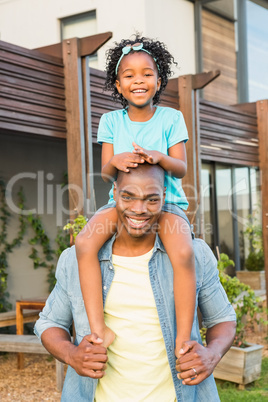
top-left (158, 212), bottom-right (196, 358)
top-left (75, 207), bottom-right (118, 348)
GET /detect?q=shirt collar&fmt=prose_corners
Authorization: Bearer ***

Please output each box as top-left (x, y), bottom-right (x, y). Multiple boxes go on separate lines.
top-left (98, 233), bottom-right (165, 262)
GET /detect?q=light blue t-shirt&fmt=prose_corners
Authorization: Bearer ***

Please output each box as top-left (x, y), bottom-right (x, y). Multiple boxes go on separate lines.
top-left (97, 106), bottom-right (189, 209)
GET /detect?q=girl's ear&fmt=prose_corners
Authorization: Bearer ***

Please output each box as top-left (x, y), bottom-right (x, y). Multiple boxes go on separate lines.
top-left (157, 77), bottom-right (161, 91)
top-left (115, 80), bottom-right (122, 94)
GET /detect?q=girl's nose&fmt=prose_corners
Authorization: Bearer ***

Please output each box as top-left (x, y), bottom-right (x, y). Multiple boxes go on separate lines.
top-left (134, 76), bottom-right (144, 84)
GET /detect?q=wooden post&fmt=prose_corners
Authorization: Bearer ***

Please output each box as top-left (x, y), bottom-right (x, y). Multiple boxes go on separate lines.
top-left (178, 71), bottom-right (220, 236)
top-left (178, 75), bottom-right (200, 235)
top-left (16, 301), bottom-right (24, 369)
top-left (62, 38), bottom-right (87, 219)
top-left (256, 99), bottom-right (268, 307)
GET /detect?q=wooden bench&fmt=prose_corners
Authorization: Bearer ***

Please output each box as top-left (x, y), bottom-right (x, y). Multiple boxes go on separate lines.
top-left (0, 334), bottom-right (65, 391)
top-left (0, 310), bottom-right (40, 328)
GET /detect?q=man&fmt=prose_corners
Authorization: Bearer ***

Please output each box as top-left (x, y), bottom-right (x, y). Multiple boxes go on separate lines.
top-left (34, 163), bottom-right (236, 401)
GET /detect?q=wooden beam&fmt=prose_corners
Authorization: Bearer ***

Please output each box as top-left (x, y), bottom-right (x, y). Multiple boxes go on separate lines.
top-left (192, 70), bottom-right (221, 90)
top-left (256, 99), bottom-right (268, 307)
top-left (79, 31), bottom-right (112, 57)
top-left (62, 38), bottom-right (86, 219)
top-left (178, 75), bottom-right (201, 235)
top-left (35, 31), bottom-right (112, 59)
top-left (82, 56), bottom-right (95, 214)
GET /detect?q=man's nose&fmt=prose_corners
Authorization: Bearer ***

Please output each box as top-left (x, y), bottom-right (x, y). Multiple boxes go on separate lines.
top-left (131, 199), bottom-right (147, 214)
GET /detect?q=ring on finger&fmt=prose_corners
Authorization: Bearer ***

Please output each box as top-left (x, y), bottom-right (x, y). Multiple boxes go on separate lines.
top-left (191, 367), bottom-right (198, 380)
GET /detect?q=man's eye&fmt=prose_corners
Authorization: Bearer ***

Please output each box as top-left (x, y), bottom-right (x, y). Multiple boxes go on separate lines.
top-left (122, 195), bottom-right (131, 200)
top-left (148, 198), bottom-right (159, 203)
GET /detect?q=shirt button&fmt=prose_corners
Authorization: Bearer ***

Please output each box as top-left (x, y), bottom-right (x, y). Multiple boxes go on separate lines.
top-left (103, 286), bottom-right (107, 290)
top-left (109, 265), bottom-right (113, 270)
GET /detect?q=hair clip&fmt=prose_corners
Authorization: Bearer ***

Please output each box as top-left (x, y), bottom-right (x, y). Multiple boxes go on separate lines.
top-left (115, 42), bottom-right (160, 75)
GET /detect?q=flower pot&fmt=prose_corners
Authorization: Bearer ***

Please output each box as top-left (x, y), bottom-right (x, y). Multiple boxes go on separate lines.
top-left (213, 343), bottom-right (263, 387)
top-left (236, 270), bottom-right (265, 290)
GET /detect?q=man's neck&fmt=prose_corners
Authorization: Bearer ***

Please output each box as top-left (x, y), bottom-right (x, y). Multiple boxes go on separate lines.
top-left (112, 233), bottom-right (156, 257)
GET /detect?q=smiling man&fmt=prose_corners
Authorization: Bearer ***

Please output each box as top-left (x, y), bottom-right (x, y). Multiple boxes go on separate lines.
top-left (35, 163), bottom-right (236, 402)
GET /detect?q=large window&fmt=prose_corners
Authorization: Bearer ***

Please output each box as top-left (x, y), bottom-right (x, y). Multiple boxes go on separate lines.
top-left (201, 162), bottom-right (261, 271)
top-left (246, 0), bottom-right (268, 101)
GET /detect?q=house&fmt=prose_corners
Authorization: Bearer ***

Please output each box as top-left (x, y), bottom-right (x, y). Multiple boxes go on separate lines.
top-left (0, 0), bottom-right (267, 307)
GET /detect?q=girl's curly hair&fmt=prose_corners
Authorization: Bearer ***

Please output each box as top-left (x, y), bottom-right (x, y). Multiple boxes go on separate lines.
top-left (105, 35), bottom-right (177, 108)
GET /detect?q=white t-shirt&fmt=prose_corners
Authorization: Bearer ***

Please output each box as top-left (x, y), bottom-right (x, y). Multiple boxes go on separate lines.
top-left (95, 249), bottom-right (176, 402)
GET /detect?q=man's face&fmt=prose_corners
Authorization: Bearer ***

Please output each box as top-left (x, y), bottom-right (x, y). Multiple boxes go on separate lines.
top-left (114, 169), bottom-right (165, 239)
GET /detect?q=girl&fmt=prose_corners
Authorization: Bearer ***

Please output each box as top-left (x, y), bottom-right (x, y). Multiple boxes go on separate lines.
top-left (75, 36), bottom-right (196, 358)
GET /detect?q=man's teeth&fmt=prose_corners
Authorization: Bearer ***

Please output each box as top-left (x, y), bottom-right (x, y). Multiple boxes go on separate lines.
top-left (129, 218), bottom-right (146, 224)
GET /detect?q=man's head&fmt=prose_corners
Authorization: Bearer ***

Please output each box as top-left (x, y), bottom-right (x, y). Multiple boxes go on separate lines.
top-left (113, 163), bottom-right (165, 239)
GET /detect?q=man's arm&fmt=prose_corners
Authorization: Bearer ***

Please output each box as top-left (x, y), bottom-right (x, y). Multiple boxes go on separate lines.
top-left (41, 328), bottom-right (108, 379)
top-left (176, 321), bottom-right (236, 385)
top-left (34, 248), bottom-right (108, 379)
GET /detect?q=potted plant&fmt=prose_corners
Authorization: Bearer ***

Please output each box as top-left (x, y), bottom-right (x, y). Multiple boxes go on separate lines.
top-left (237, 207), bottom-right (265, 290)
top-left (206, 253), bottom-right (267, 388)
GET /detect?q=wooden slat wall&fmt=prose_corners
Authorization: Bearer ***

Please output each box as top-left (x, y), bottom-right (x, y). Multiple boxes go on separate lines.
top-left (0, 41), bottom-right (66, 139)
top-left (199, 99), bottom-right (259, 166)
top-left (89, 69), bottom-right (179, 143)
top-left (202, 9), bottom-right (237, 105)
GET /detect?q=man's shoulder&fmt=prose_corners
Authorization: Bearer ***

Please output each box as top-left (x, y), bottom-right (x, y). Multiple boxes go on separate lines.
top-left (55, 246), bottom-right (78, 278)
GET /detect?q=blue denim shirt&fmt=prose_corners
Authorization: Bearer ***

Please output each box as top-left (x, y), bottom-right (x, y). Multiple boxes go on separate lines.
top-left (34, 235), bottom-right (236, 402)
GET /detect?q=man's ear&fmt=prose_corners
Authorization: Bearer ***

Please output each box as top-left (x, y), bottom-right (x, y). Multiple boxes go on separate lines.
top-left (163, 186), bottom-right (166, 203)
top-left (113, 182), bottom-right (117, 199)
top-left (115, 80), bottom-right (122, 94)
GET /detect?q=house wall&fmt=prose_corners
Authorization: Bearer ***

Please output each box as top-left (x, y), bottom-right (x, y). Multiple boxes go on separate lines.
top-left (0, 132), bottom-right (68, 307)
top-left (0, 0), bottom-right (196, 76)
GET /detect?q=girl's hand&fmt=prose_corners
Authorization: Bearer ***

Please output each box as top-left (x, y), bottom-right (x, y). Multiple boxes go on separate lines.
top-left (132, 142), bottom-right (162, 165)
top-left (111, 152), bottom-right (144, 172)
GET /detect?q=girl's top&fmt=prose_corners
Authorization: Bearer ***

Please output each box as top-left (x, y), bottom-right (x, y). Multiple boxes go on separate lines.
top-left (97, 106), bottom-right (189, 209)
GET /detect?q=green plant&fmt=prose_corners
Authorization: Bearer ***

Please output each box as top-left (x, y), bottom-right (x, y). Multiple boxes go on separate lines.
top-left (0, 178), bottom-right (71, 310)
top-left (244, 207), bottom-right (264, 271)
top-left (0, 182), bottom-right (27, 311)
top-left (201, 253), bottom-right (267, 347)
top-left (63, 215), bottom-right (88, 241)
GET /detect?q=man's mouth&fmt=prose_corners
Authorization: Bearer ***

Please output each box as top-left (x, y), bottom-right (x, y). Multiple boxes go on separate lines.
top-left (126, 216), bottom-right (150, 228)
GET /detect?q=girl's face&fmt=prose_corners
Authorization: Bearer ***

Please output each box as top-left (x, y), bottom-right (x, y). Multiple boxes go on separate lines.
top-left (115, 51), bottom-right (161, 109)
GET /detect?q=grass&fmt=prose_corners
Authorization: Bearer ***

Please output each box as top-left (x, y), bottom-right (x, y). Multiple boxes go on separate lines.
top-left (216, 357), bottom-right (268, 401)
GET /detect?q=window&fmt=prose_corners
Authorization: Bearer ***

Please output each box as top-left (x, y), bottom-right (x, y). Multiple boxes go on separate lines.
top-left (60, 11), bottom-right (98, 68)
top-left (201, 162), bottom-right (261, 272)
top-left (246, 0), bottom-right (268, 101)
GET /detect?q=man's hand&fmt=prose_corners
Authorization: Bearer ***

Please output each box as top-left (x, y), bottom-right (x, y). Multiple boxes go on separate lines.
top-left (67, 333), bottom-right (108, 379)
top-left (176, 341), bottom-right (221, 386)
top-left (112, 152), bottom-right (144, 172)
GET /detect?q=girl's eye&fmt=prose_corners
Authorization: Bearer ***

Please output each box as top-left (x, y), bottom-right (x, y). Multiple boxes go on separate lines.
top-left (145, 73), bottom-right (153, 77)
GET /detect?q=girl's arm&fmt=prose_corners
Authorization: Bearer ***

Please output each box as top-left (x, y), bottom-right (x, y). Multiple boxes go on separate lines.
top-left (101, 142), bottom-right (145, 182)
top-left (132, 141), bottom-right (187, 179)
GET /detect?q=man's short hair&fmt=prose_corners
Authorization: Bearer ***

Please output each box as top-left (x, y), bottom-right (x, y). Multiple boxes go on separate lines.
top-left (116, 163), bottom-right (165, 188)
